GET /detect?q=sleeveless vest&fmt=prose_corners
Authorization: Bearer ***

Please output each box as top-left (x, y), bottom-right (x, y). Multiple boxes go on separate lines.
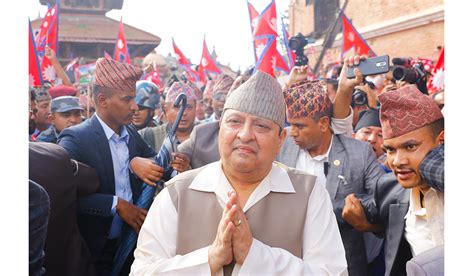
top-left (166, 163), bottom-right (317, 273)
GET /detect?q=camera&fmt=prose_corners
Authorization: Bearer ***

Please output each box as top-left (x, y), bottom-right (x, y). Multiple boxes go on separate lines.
top-left (352, 89), bottom-right (368, 106)
top-left (391, 57), bottom-right (428, 94)
top-left (289, 33), bottom-right (308, 66)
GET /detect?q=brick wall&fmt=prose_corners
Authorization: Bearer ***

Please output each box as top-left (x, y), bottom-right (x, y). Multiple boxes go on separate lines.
top-left (343, 0), bottom-right (443, 29)
top-left (289, 0), bottom-right (444, 70)
top-left (288, 0), bottom-right (315, 36)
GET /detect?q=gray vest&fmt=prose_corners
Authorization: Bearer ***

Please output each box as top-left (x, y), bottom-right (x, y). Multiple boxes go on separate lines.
top-left (167, 162), bottom-right (317, 272)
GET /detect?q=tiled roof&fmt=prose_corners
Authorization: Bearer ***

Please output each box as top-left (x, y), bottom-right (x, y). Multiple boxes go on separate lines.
top-left (31, 13), bottom-right (161, 45)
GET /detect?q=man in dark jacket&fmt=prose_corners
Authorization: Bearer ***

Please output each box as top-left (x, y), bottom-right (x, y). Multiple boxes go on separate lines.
top-left (342, 85), bottom-right (444, 276)
top-left (58, 58), bottom-right (164, 275)
top-left (30, 142), bottom-right (100, 275)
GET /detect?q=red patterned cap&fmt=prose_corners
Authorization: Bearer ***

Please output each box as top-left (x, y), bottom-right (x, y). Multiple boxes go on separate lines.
top-left (212, 74), bottom-right (235, 95)
top-left (283, 80), bottom-right (332, 119)
top-left (94, 58), bottom-right (142, 92)
top-left (203, 80), bottom-right (215, 99)
top-left (165, 81), bottom-right (198, 103)
top-left (379, 85), bottom-right (443, 139)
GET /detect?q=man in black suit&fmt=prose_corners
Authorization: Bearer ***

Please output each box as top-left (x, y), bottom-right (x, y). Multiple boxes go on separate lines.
top-left (29, 142), bottom-right (100, 276)
top-left (29, 180), bottom-right (49, 276)
top-left (58, 58), bottom-right (165, 275)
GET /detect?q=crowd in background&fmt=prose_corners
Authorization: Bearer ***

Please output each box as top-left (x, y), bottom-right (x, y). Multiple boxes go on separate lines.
top-left (28, 46), bottom-right (444, 276)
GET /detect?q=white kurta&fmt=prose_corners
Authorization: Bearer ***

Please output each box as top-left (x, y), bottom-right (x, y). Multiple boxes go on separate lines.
top-left (130, 161), bottom-right (348, 275)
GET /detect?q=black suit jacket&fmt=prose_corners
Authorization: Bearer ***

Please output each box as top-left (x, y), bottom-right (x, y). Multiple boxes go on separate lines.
top-left (57, 115), bottom-right (156, 260)
top-left (29, 142), bottom-right (100, 276)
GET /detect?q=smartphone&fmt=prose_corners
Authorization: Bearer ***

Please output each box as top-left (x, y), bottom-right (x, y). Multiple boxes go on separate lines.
top-left (346, 55), bottom-right (390, 79)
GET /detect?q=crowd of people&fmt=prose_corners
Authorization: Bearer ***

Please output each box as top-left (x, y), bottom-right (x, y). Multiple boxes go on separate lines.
top-left (28, 49), bottom-right (445, 276)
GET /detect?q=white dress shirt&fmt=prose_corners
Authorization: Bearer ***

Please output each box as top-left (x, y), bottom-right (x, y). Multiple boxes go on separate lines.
top-left (96, 114), bottom-right (132, 239)
top-left (404, 187), bottom-right (444, 256)
top-left (295, 136), bottom-right (333, 189)
top-left (130, 161), bottom-right (348, 275)
top-left (294, 108), bottom-right (353, 187)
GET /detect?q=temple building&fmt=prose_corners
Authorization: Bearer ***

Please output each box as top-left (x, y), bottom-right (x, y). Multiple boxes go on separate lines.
top-left (31, 0), bottom-right (161, 66)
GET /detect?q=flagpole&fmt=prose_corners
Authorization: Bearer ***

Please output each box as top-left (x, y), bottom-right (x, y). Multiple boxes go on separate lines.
top-left (311, 0), bottom-right (349, 76)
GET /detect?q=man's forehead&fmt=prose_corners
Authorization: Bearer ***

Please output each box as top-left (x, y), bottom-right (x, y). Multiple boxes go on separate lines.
top-left (360, 126), bottom-right (383, 132)
top-left (383, 127), bottom-right (427, 147)
top-left (114, 89), bottom-right (136, 97)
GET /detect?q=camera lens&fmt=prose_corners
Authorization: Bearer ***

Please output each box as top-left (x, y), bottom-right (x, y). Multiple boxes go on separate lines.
top-left (392, 66), bottom-right (418, 83)
top-left (352, 89), bottom-right (367, 106)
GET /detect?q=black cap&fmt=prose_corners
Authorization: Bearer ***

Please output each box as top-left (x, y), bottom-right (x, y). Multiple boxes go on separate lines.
top-left (354, 108), bottom-right (381, 132)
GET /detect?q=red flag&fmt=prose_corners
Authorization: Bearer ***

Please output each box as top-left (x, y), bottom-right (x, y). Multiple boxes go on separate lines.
top-left (172, 38), bottom-right (192, 67)
top-left (37, 3), bottom-right (60, 82)
top-left (29, 19), bottom-right (43, 87)
top-left (427, 48), bottom-right (444, 93)
top-left (247, 1), bottom-right (260, 62)
top-left (114, 18), bottom-right (131, 64)
top-left (252, 0), bottom-right (289, 76)
top-left (172, 38), bottom-right (199, 82)
top-left (35, 3), bottom-right (58, 52)
top-left (248, 2), bottom-right (259, 33)
top-left (198, 37), bottom-right (221, 82)
top-left (341, 13), bottom-right (375, 57)
top-left (143, 68), bottom-right (162, 89)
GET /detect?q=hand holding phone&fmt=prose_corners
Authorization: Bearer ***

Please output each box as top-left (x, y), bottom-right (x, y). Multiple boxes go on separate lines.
top-left (346, 55), bottom-right (390, 79)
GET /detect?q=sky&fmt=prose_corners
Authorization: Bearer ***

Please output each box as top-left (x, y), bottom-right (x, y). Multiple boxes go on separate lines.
top-left (29, 0), bottom-right (290, 72)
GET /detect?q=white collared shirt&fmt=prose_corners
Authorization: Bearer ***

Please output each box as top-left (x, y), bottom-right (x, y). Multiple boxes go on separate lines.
top-left (294, 108), bottom-right (353, 188)
top-left (295, 136), bottom-right (333, 189)
top-left (404, 187), bottom-right (444, 256)
top-left (96, 114), bottom-right (132, 239)
top-left (130, 161), bottom-right (348, 275)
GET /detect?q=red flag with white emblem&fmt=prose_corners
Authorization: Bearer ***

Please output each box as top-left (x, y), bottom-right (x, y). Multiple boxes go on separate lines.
top-left (29, 19), bottom-right (43, 87)
top-left (427, 48), bottom-right (444, 93)
top-left (247, 1), bottom-right (260, 62)
top-left (172, 38), bottom-right (199, 82)
top-left (341, 13), bottom-right (375, 57)
top-left (36, 3), bottom-right (60, 82)
top-left (252, 0), bottom-right (289, 76)
top-left (114, 18), bottom-right (131, 64)
top-left (198, 37), bottom-right (221, 82)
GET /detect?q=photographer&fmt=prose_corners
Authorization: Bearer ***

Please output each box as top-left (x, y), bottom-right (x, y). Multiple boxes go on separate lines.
top-left (350, 81), bottom-right (378, 128)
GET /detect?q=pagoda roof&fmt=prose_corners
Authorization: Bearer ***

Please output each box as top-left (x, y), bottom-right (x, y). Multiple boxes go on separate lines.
top-left (31, 13), bottom-right (160, 46)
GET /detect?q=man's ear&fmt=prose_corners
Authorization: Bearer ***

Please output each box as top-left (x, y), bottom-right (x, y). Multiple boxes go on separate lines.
top-left (96, 93), bottom-right (108, 108)
top-left (278, 128), bottom-right (287, 148)
top-left (319, 116), bottom-right (331, 132)
top-left (436, 130), bottom-right (445, 144)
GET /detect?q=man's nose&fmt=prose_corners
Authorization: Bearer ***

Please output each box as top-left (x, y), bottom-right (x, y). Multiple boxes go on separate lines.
top-left (237, 120), bottom-right (256, 143)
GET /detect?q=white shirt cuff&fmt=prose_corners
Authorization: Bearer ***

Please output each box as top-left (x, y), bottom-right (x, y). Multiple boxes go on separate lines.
top-left (111, 196), bottom-right (117, 215)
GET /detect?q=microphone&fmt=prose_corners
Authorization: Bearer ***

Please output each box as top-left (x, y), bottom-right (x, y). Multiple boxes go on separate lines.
top-left (324, 162), bottom-right (329, 177)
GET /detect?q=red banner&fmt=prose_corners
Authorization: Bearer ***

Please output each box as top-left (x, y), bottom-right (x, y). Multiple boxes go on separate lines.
top-left (114, 18), bottom-right (131, 64)
top-left (198, 38), bottom-right (221, 82)
top-left (29, 19), bottom-right (43, 87)
top-left (341, 13), bottom-right (375, 57)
